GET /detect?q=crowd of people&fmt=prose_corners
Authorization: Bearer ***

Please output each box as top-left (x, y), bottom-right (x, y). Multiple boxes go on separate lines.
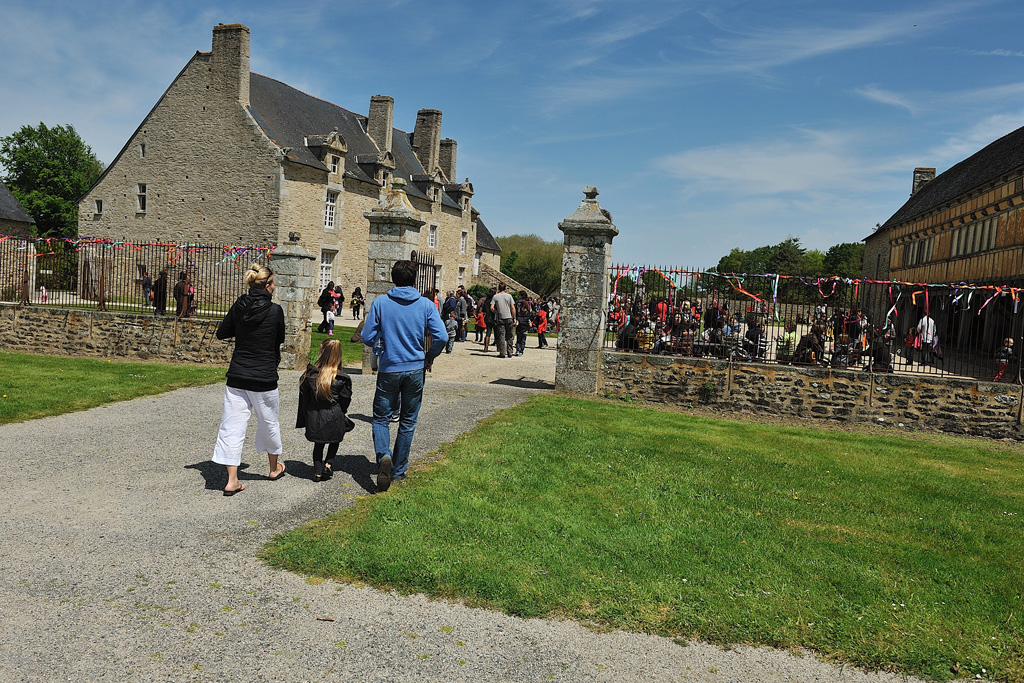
top-left (608, 294), bottom-right (1014, 380)
top-left (422, 284), bottom-right (558, 358)
top-left (316, 281), bottom-right (366, 334)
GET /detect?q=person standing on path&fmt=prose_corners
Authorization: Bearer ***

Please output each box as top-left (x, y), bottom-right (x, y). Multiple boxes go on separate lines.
top-left (917, 312), bottom-right (938, 366)
top-left (491, 282), bottom-right (516, 358)
top-left (455, 289), bottom-right (469, 342)
top-left (360, 260), bottom-right (447, 492)
top-left (211, 263), bottom-right (287, 495)
top-left (536, 305), bottom-right (548, 348)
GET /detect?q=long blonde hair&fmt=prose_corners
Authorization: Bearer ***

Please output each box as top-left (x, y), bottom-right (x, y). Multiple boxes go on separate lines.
top-left (306, 339), bottom-right (344, 401)
top-left (244, 263), bottom-right (273, 289)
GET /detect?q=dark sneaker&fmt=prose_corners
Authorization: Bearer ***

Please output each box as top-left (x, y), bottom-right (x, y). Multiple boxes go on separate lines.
top-left (377, 456), bottom-right (392, 492)
top-left (392, 473), bottom-right (407, 484)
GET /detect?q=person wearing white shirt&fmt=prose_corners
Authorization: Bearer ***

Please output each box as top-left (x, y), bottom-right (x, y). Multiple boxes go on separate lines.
top-left (917, 314), bottom-right (937, 365)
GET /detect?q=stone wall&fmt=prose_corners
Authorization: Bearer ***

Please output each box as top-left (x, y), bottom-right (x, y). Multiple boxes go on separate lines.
top-left (0, 304), bottom-right (232, 364)
top-left (78, 49), bottom-right (283, 245)
top-left (600, 351), bottom-right (1024, 439)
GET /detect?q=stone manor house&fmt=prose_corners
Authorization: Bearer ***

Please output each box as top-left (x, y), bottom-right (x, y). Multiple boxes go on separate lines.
top-left (78, 23), bottom-right (501, 297)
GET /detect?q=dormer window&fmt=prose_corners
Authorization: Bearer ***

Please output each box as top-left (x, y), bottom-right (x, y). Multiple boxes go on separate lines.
top-left (330, 155), bottom-right (339, 174)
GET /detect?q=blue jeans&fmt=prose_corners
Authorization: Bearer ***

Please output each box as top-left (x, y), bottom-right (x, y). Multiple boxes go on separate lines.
top-left (371, 369), bottom-right (425, 478)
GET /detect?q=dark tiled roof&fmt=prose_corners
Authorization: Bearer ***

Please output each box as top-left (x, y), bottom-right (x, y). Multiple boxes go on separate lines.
top-left (248, 73), bottom-right (380, 184)
top-left (881, 124), bottom-right (1024, 230)
top-left (248, 73), bottom-right (462, 212)
top-left (475, 217), bottom-right (501, 252)
top-left (0, 182), bottom-right (34, 225)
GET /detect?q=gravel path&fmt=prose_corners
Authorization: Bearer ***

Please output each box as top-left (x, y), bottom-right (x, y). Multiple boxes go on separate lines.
top-left (1, 340), bottom-right (928, 682)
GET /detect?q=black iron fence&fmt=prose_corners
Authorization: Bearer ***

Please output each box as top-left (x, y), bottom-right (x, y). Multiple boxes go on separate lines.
top-left (606, 264), bottom-right (1024, 384)
top-left (0, 235), bottom-right (274, 319)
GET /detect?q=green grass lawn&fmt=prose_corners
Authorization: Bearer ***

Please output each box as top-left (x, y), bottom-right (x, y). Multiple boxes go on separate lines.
top-left (264, 395), bottom-right (1024, 682)
top-left (0, 351), bottom-right (226, 425)
top-left (309, 326), bottom-right (366, 366)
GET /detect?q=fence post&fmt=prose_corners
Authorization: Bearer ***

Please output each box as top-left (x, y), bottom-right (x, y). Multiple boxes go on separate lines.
top-left (555, 186), bottom-right (618, 393)
top-left (363, 177), bottom-right (425, 374)
top-left (271, 242), bottom-right (316, 370)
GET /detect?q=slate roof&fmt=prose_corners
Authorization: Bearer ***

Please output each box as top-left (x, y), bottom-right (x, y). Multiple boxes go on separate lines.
top-left (475, 216), bottom-right (501, 252)
top-left (879, 123), bottom-right (1024, 232)
top-left (0, 182), bottom-right (34, 226)
top-left (247, 73), bottom-right (460, 209)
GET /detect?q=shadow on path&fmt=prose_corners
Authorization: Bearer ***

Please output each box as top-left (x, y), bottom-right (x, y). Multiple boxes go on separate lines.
top-left (184, 461), bottom-right (255, 490)
top-left (490, 377), bottom-right (554, 390)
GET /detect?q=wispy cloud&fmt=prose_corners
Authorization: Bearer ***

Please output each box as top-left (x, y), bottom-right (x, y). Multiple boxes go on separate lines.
top-left (653, 128), bottom-right (897, 196)
top-left (534, 2), bottom-right (976, 111)
top-left (855, 85), bottom-right (919, 114)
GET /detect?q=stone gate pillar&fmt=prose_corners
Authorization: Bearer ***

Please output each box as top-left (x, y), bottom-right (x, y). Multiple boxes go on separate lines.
top-left (362, 177), bottom-right (425, 373)
top-left (556, 186), bottom-right (618, 393)
top-left (272, 242), bottom-right (316, 370)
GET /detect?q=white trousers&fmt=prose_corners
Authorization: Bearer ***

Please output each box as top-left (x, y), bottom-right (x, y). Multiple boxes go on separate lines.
top-left (211, 386), bottom-right (282, 467)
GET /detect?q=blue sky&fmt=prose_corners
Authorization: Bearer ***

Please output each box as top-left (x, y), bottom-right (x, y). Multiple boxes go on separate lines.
top-left (3, 0), bottom-right (1024, 267)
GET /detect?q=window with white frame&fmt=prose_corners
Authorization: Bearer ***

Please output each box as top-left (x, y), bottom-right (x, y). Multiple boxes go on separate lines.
top-left (474, 251), bottom-right (481, 276)
top-left (458, 266), bottom-right (465, 287)
top-left (428, 224), bottom-right (438, 249)
top-left (324, 191), bottom-right (338, 228)
top-left (319, 250), bottom-right (336, 291)
top-left (460, 231), bottom-right (468, 254)
top-left (330, 155), bottom-right (339, 174)
top-left (137, 184), bottom-right (147, 213)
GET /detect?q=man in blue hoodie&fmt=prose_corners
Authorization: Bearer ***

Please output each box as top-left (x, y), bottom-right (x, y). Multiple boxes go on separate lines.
top-left (361, 260), bottom-right (448, 492)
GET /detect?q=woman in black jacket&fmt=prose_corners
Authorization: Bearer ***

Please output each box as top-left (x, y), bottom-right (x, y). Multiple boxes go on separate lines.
top-left (296, 339), bottom-right (355, 480)
top-left (211, 263), bottom-right (286, 495)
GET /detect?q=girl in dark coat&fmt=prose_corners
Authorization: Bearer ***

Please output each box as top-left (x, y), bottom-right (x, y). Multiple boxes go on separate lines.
top-left (297, 339), bottom-right (355, 481)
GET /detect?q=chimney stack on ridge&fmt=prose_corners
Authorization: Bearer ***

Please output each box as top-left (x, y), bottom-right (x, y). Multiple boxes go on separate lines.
top-left (439, 138), bottom-right (457, 182)
top-left (912, 167), bottom-right (936, 196)
top-left (367, 95), bottom-right (394, 154)
top-left (211, 23), bottom-right (250, 106)
top-left (412, 109), bottom-right (442, 173)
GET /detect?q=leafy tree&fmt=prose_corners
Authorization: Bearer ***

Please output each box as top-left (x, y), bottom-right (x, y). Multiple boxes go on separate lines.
top-left (768, 237), bottom-right (807, 275)
top-left (823, 242), bottom-right (865, 278)
top-left (803, 249), bottom-right (824, 278)
top-left (495, 234), bottom-right (562, 295)
top-left (500, 250), bottom-right (519, 279)
top-left (612, 273), bottom-right (636, 296)
top-left (0, 122), bottom-right (104, 237)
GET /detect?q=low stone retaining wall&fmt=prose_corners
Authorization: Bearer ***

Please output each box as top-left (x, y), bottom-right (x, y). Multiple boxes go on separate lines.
top-left (600, 351), bottom-right (1024, 440)
top-left (0, 304), bottom-right (231, 365)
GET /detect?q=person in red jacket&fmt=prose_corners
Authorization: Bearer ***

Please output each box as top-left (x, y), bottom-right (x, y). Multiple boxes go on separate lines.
top-left (536, 306), bottom-right (549, 348)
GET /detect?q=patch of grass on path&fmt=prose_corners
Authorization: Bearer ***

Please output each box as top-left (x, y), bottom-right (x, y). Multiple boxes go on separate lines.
top-left (0, 351), bottom-right (225, 425)
top-left (265, 396), bottom-right (1024, 682)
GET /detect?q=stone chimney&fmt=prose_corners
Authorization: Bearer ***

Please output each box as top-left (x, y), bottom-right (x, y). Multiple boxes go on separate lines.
top-left (912, 167), bottom-right (936, 196)
top-left (412, 109), bottom-right (442, 173)
top-left (439, 139), bottom-right (457, 182)
top-left (367, 95), bottom-right (394, 153)
top-left (211, 24), bottom-right (250, 106)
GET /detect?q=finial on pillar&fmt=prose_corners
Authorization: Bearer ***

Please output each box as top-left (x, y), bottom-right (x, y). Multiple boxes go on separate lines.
top-left (583, 186), bottom-right (599, 200)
